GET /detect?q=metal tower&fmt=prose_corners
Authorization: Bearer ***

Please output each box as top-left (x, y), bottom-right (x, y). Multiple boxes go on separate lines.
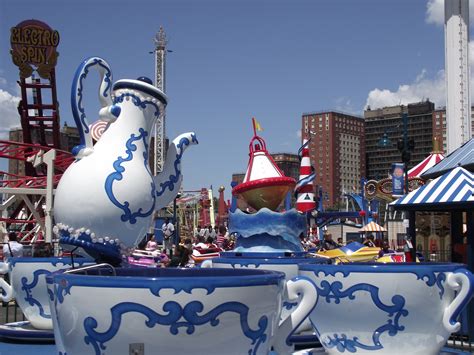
top-left (153, 26), bottom-right (167, 174)
top-left (445, 0), bottom-right (471, 153)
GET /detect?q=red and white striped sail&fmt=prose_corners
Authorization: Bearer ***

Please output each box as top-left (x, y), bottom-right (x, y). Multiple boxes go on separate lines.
top-left (232, 135), bottom-right (295, 211)
top-left (408, 152), bottom-right (444, 178)
top-left (296, 139), bottom-right (316, 212)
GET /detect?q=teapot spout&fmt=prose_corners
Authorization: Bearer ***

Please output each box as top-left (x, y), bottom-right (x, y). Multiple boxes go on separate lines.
top-left (154, 132), bottom-right (198, 210)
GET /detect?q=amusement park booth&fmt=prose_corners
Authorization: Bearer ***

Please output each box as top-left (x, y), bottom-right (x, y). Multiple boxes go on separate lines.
top-left (391, 139), bottom-right (474, 347)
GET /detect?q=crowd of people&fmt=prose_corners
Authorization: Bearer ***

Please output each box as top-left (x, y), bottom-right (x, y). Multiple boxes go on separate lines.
top-left (137, 221), bottom-right (235, 268)
top-left (2, 223), bottom-right (406, 267)
top-left (299, 231), bottom-right (399, 258)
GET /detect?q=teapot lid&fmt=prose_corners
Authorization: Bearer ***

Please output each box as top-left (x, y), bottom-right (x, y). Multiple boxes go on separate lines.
top-left (113, 77), bottom-right (168, 105)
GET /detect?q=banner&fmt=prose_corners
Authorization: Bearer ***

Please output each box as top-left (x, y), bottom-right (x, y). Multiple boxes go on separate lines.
top-left (391, 163), bottom-right (405, 196)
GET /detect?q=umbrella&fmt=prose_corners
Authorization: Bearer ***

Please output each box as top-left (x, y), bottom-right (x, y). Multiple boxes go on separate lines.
top-left (359, 221), bottom-right (387, 232)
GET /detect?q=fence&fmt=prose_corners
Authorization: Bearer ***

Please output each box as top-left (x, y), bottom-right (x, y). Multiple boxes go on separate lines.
top-left (0, 300), bottom-right (25, 325)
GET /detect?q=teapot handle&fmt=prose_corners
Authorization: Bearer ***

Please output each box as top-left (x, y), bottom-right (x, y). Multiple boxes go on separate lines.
top-left (71, 56), bottom-right (120, 159)
top-left (443, 268), bottom-right (474, 333)
top-left (0, 262), bottom-right (13, 302)
top-left (272, 276), bottom-right (317, 354)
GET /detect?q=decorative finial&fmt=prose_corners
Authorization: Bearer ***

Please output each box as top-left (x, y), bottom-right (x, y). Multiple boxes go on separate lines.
top-left (432, 136), bottom-right (441, 153)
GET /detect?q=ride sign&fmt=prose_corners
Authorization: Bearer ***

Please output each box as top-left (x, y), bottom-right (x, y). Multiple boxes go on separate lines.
top-left (10, 19), bottom-right (60, 79)
top-left (391, 163), bottom-right (405, 196)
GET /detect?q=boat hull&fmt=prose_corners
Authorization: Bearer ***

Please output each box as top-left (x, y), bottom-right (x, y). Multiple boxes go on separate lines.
top-left (233, 177), bottom-right (295, 211)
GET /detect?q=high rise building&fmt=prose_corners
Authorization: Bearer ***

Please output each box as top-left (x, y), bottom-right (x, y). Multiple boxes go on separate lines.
top-left (364, 101), bottom-right (434, 180)
top-left (271, 153), bottom-right (300, 182)
top-left (445, 0), bottom-right (471, 153)
top-left (301, 110), bottom-right (365, 208)
top-left (432, 107), bottom-right (474, 153)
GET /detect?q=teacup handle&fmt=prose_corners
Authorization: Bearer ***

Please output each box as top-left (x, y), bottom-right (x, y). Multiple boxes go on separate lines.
top-left (443, 268), bottom-right (474, 333)
top-left (272, 276), bottom-right (317, 354)
top-left (0, 262), bottom-right (12, 302)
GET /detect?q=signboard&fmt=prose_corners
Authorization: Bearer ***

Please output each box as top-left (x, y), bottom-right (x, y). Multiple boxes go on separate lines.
top-left (391, 163), bottom-right (405, 196)
top-left (10, 19), bottom-right (60, 79)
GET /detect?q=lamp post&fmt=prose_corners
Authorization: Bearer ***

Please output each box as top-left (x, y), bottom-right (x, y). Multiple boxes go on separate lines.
top-left (173, 192), bottom-right (182, 245)
top-left (378, 112), bottom-right (416, 260)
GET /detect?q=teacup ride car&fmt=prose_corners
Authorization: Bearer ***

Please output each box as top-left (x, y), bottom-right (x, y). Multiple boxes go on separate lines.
top-left (314, 242), bottom-right (381, 263)
top-left (127, 249), bottom-right (169, 268)
top-left (191, 245), bottom-right (223, 264)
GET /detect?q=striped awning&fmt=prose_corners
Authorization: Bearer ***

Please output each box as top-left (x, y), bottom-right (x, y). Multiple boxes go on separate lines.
top-left (408, 152), bottom-right (444, 178)
top-left (421, 138), bottom-right (474, 179)
top-left (359, 221), bottom-right (387, 232)
top-left (391, 167), bottom-right (474, 209)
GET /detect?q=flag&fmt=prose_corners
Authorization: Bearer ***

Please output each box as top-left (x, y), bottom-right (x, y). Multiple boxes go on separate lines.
top-left (252, 117), bottom-right (263, 132)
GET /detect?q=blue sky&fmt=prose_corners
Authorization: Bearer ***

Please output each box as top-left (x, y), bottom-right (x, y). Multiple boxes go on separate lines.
top-left (0, 0), bottom-right (472, 200)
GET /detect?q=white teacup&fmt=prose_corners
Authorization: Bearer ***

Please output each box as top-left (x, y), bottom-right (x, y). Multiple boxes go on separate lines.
top-left (201, 253), bottom-right (328, 335)
top-left (0, 257), bottom-right (94, 330)
top-left (47, 267), bottom-right (317, 355)
top-left (299, 262), bottom-right (474, 355)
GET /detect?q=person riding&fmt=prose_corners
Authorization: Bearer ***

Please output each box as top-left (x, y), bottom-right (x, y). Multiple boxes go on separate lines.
top-left (145, 235), bottom-right (158, 251)
top-left (162, 218), bottom-right (175, 257)
top-left (363, 234), bottom-right (376, 248)
top-left (3, 231), bottom-right (24, 259)
top-left (321, 233), bottom-right (339, 250)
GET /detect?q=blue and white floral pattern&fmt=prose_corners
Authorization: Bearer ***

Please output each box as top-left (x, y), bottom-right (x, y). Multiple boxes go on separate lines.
top-left (21, 269), bottom-right (54, 319)
top-left (315, 280), bottom-right (408, 353)
top-left (156, 134), bottom-right (198, 197)
top-left (104, 128), bottom-right (155, 224)
top-left (83, 301), bottom-right (268, 355)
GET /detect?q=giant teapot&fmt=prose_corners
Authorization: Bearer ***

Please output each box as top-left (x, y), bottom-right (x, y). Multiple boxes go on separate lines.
top-left (54, 57), bottom-right (197, 263)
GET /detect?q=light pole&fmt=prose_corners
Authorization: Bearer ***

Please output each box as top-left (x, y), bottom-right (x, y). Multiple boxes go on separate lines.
top-left (378, 112), bottom-right (416, 260)
top-left (173, 192), bottom-right (182, 246)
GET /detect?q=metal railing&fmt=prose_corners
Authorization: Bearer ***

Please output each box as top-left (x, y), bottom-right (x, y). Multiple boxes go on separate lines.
top-left (0, 299), bottom-right (25, 324)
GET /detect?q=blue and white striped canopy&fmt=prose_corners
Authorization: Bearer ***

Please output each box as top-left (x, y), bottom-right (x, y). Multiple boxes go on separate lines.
top-left (391, 167), bottom-right (474, 208)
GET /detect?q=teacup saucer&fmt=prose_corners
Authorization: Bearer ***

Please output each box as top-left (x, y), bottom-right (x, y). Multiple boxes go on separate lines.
top-left (293, 348), bottom-right (325, 354)
top-left (290, 346), bottom-right (472, 355)
top-left (0, 321), bottom-right (54, 342)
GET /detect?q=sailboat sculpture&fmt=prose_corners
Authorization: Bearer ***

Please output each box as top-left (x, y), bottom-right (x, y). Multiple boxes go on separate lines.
top-left (232, 120), bottom-right (296, 211)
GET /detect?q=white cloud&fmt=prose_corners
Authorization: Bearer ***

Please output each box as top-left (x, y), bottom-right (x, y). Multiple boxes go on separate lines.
top-left (0, 88), bottom-right (21, 139)
top-left (365, 69), bottom-right (446, 109)
top-left (296, 129), bottom-right (302, 138)
top-left (426, 0), bottom-right (474, 26)
top-left (334, 96), bottom-right (358, 114)
top-left (366, 39), bottom-right (474, 110)
top-left (367, 2), bottom-right (474, 110)
top-left (425, 0), bottom-right (444, 25)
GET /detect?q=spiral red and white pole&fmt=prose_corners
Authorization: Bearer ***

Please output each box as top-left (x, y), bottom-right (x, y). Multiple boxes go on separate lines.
top-left (295, 138), bottom-right (316, 213)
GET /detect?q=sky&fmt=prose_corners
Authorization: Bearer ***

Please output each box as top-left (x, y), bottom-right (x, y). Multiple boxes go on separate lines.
top-left (1, 0), bottom-right (473, 201)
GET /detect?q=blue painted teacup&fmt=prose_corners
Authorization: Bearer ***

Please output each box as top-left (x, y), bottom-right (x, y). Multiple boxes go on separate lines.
top-left (201, 253), bottom-right (329, 335)
top-left (0, 257), bottom-right (94, 330)
top-left (299, 262), bottom-right (474, 355)
top-left (47, 267), bottom-right (317, 354)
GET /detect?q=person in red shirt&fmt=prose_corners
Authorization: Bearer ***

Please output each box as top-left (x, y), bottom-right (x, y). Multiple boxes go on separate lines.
top-left (216, 225), bottom-right (227, 248)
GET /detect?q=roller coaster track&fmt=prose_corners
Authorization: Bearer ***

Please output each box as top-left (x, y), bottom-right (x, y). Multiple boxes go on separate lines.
top-left (0, 140), bottom-right (73, 188)
top-left (0, 140), bottom-right (73, 234)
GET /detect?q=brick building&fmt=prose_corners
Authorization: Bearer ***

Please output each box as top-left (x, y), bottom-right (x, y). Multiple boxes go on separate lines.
top-left (432, 107), bottom-right (474, 153)
top-left (301, 110), bottom-right (365, 209)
